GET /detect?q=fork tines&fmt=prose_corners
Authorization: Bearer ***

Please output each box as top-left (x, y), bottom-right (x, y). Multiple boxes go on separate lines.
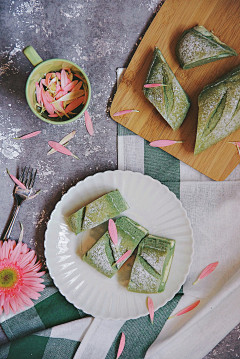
top-left (19, 166), bottom-right (37, 189)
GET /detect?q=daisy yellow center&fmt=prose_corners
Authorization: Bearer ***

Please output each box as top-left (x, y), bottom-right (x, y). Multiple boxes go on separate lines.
top-left (0, 268), bottom-right (18, 288)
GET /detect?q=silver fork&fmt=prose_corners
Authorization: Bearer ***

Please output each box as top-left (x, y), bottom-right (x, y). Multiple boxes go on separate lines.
top-left (3, 166), bottom-right (37, 240)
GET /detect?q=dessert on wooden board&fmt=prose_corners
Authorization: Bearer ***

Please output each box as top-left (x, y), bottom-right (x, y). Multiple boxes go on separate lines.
top-left (143, 47), bottom-right (190, 131)
top-left (176, 25), bottom-right (237, 70)
top-left (67, 189), bottom-right (129, 234)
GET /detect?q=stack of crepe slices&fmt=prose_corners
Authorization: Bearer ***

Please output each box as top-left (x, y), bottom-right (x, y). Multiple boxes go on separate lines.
top-left (143, 25), bottom-right (239, 154)
top-left (67, 189), bottom-right (175, 294)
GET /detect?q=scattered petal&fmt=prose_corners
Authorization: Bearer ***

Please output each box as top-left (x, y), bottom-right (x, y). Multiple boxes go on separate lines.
top-left (169, 300), bottom-right (200, 319)
top-left (48, 141), bottom-right (79, 159)
top-left (193, 262), bottom-right (218, 285)
top-left (48, 131), bottom-right (76, 155)
top-left (6, 169), bottom-right (26, 189)
top-left (116, 250), bottom-right (132, 264)
top-left (144, 83), bottom-right (167, 88)
top-left (116, 333), bottom-right (125, 359)
top-left (14, 131), bottom-right (41, 140)
top-left (113, 110), bottom-right (139, 116)
top-left (108, 219), bottom-right (118, 246)
top-left (147, 297), bottom-right (154, 324)
top-left (84, 110), bottom-right (93, 135)
top-left (150, 140), bottom-right (184, 147)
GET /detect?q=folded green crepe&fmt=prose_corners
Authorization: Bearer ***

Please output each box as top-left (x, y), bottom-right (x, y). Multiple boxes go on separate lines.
top-left (143, 47), bottom-right (190, 131)
top-left (176, 25), bottom-right (237, 70)
top-left (82, 216), bottom-right (148, 278)
top-left (127, 234), bottom-right (175, 293)
top-left (194, 65), bottom-right (240, 155)
top-left (67, 189), bottom-right (129, 234)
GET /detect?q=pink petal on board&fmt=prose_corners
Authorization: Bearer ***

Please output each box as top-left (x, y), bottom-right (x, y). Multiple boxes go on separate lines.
top-left (193, 262), bottom-right (218, 285)
top-left (6, 169), bottom-right (26, 189)
top-left (113, 110), bottom-right (139, 116)
top-left (48, 141), bottom-right (79, 159)
top-left (35, 82), bottom-right (42, 105)
top-left (147, 297), bottom-right (154, 324)
top-left (63, 80), bottom-right (78, 93)
top-left (144, 83), bottom-right (167, 88)
top-left (116, 250), bottom-right (132, 264)
top-left (108, 219), bottom-right (118, 246)
top-left (72, 81), bottom-right (82, 91)
top-left (150, 140), bottom-right (184, 147)
top-left (61, 69), bottom-right (69, 89)
top-left (14, 131), bottom-right (41, 140)
top-left (229, 141), bottom-right (240, 147)
top-left (84, 110), bottom-right (93, 135)
top-left (116, 333), bottom-right (125, 359)
top-left (65, 96), bottom-right (84, 113)
top-left (42, 89), bottom-right (55, 115)
top-left (169, 300), bottom-right (200, 319)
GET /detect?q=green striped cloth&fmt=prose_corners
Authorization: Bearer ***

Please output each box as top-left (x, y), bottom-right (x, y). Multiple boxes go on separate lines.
top-left (0, 128), bottom-right (183, 359)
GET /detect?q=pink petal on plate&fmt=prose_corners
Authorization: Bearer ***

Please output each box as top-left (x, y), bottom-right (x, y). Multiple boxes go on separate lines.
top-left (42, 89), bottom-right (55, 115)
top-left (193, 262), bottom-right (218, 285)
top-left (48, 141), bottom-right (79, 159)
top-left (144, 83), bottom-right (167, 88)
top-left (61, 69), bottom-right (69, 89)
top-left (116, 333), bottom-right (125, 359)
top-left (63, 80), bottom-right (78, 93)
top-left (84, 110), bottom-right (93, 135)
top-left (65, 96), bottom-right (84, 113)
top-left (116, 250), bottom-right (132, 264)
top-left (6, 169), bottom-right (26, 189)
top-left (113, 110), bottom-right (139, 116)
top-left (108, 219), bottom-right (118, 246)
top-left (150, 140), bottom-right (184, 147)
top-left (169, 300), bottom-right (200, 319)
top-left (72, 81), bottom-right (82, 91)
top-left (14, 130), bottom-right (41, 140)
top-left (147, 297), bottom-right (154, 324)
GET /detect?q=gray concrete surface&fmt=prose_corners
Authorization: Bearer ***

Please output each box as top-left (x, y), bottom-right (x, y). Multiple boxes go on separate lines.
top-left (0, 0), bottom-right (239, 357)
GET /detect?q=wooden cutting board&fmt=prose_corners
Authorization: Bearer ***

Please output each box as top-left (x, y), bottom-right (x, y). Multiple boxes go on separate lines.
top-left (110, 0), bottom-right (240, 181)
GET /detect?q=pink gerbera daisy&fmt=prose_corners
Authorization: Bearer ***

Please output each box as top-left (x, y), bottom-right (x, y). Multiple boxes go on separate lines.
top-left (0, 239), bottom-right (45, 315)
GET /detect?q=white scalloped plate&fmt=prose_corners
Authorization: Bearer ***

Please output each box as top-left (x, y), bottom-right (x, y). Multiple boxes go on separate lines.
top-left (44, 170), bottom-right (193, 320)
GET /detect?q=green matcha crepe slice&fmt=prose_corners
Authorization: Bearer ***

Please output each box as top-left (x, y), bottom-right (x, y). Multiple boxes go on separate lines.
top-left (67, 189), bottom-right (129, 235)
top-left (127, 235), bottom-right (175, 293)
top-left (194, 65), bottom-right (240, 155)
top-left (176, 25), bottom-right (237, 70)
top-left (143, 47), bottom-right (190, 131)
top-left (82, 216), bottom-right (148, 278)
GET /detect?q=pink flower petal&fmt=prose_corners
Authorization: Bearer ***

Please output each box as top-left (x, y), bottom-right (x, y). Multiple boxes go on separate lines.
top-left (116, 250), bottom-right (132, 264)
top-left (6, 169), bottom-right (26, 189)
top-left (108, 219), bottom-right (118, 246)
top-left (48, 141), bottom-right (79, 159)
top-left (169, 300), bottom-right (200, 319)
top-left (113, 110), bottom-right (139, 116)
top-left (72, 81), bottom-right (82, 91)
top-left (63, 80), bottom-right (78, 93)
top-left (193, 262), bottom-right (218, 285)
top-left (55, 72), bottom-right (61, 80)
top-left (61, 69), bottom-right (69, 89)
top-left (84, 110), bottom-right (93, 135)
top-left (14, 131), bottom-right (41, 140)
top-left (144, 83), bottom-right (166, 88)
top-left (147, 297), bottom-right (154, 324)
top-left (150, 140), bottom-right (184, 147)
top-left (117, 333), bottom-right (125, 359)
top-left (42, 89), bottom-right (55, 115)
top-left (45, 72), bottom-right (52, 86)
top-left (35, 82), bottom-right (42, 105)
top-left (65, 96), bottom-right (84, 114)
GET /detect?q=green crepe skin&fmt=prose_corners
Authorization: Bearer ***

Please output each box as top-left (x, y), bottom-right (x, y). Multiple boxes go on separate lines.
top-left (127, 235), bottom-right (175, 293)
top-left (143, 47), bottom-right (190, 131)
top-left (67, 189), bottom-right (129, 235)
top-left (82, 216), bottom-right (148, 278)
top-left (176, 25), bottom-right (237, 70)
top-left (194, 65), bottom-right (240, 155)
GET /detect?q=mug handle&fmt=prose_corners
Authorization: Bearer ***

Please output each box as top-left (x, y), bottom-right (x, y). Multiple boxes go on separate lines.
top-left (23, 46), bottom-right (43, 67)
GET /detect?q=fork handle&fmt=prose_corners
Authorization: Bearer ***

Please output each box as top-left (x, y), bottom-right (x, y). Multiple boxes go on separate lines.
top-left (3, 206), bottom-right (20, 240)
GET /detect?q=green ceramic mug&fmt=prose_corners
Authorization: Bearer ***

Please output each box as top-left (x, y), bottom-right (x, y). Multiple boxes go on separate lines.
top-left (23, 45), bottom-right (91, 125)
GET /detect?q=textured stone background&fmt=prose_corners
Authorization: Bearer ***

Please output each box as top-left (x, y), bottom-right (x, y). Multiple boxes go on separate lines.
top-left (0, 0), bottom-right (239, 357)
